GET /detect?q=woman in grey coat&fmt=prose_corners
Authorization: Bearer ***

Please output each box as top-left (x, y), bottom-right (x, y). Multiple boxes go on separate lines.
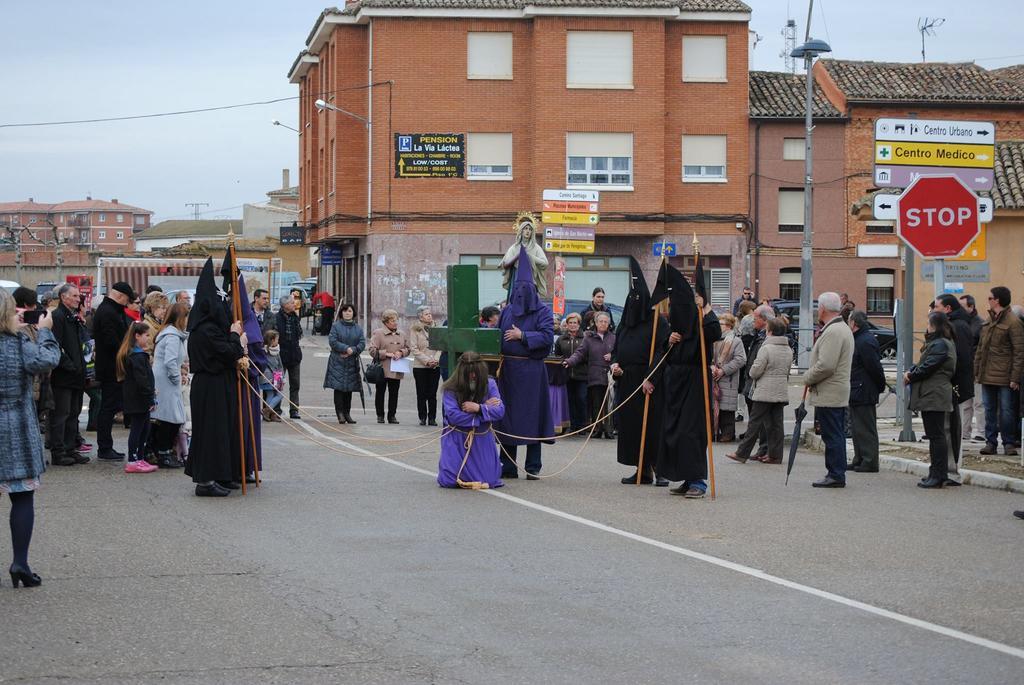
top-left (905, 311), bottom-right (957, 489)
top-left (727, 318), bottom-right (793, 464)
top-left (324, 303), bottom-right (366, 424)
top-left (151, 303), bottom-right (189, 468)
top-left (0, 289), bottom-right (60, 587)
top-left (712, 314), bottom-right (746, 442)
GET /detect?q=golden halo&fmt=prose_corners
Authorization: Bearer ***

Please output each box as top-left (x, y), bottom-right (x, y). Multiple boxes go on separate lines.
top-left (513, 211), bottom-right (537, 233)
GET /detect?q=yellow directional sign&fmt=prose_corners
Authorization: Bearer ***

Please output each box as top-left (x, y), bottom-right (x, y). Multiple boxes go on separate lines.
top-left (874, 141), bottom-right (994, 169)
top-left (952, 225), bottom-right (986, 261)
top-left (544, 238), bottom-right (595, 254)
top-left (542, 211), bottom-right (599, 226)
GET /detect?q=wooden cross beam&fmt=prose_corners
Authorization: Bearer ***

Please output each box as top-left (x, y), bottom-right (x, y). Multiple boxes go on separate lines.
top-left (428, 264), bottom-right (502, 376)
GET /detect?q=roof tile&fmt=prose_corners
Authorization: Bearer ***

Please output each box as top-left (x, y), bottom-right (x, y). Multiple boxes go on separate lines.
top-left (137, 220), bottom-right (241, 240)
top-left (820, 59), bottom-right (1024, 104)
top-left (749, 70), bottom-right (844, 119)
top-left (993, 141), bottom-right (1024, 210)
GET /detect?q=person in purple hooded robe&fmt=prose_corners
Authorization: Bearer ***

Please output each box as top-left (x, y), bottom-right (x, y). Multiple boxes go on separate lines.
top-left (496, 246), bottom-right (555, 479)
top-left (235, 273), bottom-right (265, 480)
top-left (437, 351), bottom-right (505, 489)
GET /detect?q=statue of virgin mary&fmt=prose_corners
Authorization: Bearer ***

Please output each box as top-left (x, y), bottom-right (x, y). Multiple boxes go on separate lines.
top-left (501, 212), bottom-right (548, 297)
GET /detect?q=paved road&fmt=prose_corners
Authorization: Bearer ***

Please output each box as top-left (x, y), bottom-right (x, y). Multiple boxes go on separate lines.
top-left (3, 339), bottom-right (1022, 684)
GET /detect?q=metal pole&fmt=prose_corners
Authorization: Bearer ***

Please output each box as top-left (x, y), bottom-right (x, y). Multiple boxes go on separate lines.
top-left (898, 249), bottom-right (916, 442)
top-left (932, 258), bottom-right (944, 298)
top-left (797, 52), bottom-right (815, 370)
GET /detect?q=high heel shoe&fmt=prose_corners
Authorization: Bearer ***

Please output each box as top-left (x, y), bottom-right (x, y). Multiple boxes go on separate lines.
top-left (9, 564), bottom-right (42, 588)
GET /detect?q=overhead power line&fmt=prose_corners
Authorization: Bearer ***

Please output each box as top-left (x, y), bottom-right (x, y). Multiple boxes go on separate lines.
top-left (0, 82), bottom-right (392, 129)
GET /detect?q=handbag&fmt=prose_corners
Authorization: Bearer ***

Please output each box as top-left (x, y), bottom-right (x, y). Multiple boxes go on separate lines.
top-left (363, 361), bottom-right (385, 385)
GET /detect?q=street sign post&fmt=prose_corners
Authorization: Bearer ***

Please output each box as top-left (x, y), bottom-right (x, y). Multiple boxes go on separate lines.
top-left (896, 175), bottom-right (983, 298)
top-left (874, 117), bottom-right (995, 191)
top-left (542, 189), bottom-right (599, 202)
top-left (541, 211), bottom-right (599, 226)
top-left (875, 193), bottom-right (991, 223)
top-left (653, 242), bottom-right (677, 257)
top-left (544, 238), bottom-right (594, 254)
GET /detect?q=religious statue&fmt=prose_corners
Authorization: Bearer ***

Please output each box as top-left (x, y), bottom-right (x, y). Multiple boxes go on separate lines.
top-left (501, 212), bottom-right (548, 298)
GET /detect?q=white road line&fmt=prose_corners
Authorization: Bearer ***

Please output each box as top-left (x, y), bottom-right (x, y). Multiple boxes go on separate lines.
top-left (295, 420), bottom-right (1024, 661)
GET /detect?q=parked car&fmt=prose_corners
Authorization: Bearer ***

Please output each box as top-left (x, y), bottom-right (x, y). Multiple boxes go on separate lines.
top-left (286, 280), bottom-right (316, 316)
top-left (770, 299), bottom-right (897, 360)
top-left (0, 280), bottom-right (20, 295)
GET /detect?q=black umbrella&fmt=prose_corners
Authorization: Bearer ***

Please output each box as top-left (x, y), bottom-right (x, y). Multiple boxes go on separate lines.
top-left (786, 388), bottom-right (809, 485)
top-left (357, 356), bottom-right (369, 414)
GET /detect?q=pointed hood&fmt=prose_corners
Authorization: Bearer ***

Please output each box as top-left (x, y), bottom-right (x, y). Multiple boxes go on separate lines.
top-left (619, 256), bottom-right (652, 330)
top-left (238, 272), bottom-right (268, 368)
top-left (508, 245), bottom-right (541, 316)
top-left (650, 261), bottom-right (697, 340)
top-left (187, 258), bottom-right (229, 332)
top-left (694, 257), bottom-right (708, 305)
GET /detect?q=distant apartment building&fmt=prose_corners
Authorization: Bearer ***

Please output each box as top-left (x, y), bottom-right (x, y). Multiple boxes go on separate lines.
top-left (289, 0), bottom-right (754, 324)
top-left (0, 197), bottom-right (153, 252)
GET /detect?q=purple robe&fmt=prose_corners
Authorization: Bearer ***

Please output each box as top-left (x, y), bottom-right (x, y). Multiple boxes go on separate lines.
top-left (495, 304), bottom-right (555, 445)
top-left (437, 379), bottom-right (505, 488)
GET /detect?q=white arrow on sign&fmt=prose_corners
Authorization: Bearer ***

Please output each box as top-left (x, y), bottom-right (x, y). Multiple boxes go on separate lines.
top-left (873, 194), bottom-right (900, 221)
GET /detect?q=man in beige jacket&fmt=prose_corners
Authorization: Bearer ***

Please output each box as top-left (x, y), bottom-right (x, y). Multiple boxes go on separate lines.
top-left (802, 292), bottom-right (854, 488)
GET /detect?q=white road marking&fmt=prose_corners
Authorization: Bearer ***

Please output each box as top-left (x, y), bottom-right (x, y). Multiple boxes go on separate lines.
top-left (295, 420), bottom-right (1024, 661)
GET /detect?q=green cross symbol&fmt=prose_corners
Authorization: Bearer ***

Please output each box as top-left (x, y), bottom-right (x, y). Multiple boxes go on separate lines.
top-left (428, 265), bottom-right (502, 376)
top-left (879, 145), bottom-right (891, 159)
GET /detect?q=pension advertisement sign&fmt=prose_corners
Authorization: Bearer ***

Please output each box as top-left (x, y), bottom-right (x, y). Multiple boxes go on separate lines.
top-left (394, 133), bottom-right (465, 178)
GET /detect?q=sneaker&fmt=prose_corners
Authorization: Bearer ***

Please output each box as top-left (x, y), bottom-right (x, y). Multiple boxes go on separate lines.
top-left (124, 460), bottom-right (150, 474)
top-left (77, 442), bottom-right (93, 453)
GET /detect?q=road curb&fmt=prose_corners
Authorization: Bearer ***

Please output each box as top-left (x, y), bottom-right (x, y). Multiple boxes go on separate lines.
top-left (795, 430), bottom-right (1024, 494)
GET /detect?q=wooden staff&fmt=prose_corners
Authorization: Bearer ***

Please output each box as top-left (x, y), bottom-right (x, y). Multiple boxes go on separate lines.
top-left (635, 251), bottom-right (667, 485)
top-left (227, 235), bottom-right (248, 495)
top-left (692, 236), bottom-right (716, 500)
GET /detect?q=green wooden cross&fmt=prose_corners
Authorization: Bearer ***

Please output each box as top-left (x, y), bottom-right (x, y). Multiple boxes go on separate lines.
top-left (428, 264), bottom-right (502, 376)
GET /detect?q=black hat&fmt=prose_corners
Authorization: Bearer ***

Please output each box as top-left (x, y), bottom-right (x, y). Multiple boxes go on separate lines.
top-left (111, 282), bottom-right (135, 300)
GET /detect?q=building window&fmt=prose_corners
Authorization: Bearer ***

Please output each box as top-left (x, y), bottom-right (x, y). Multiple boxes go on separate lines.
top-left (116, 213), bottom-right (124, 223)
top-left (116, 231), bottom-right (124, 239)
top-left (866, 270), bottom-right (895, 315)
top-left (80, 231), bottom-right (88, 243)
top-left (566, 31), bottom-right (633, 89)
top-left (566, 133), bottom-right (633, 188)
top-left (330, 138), bottom-right (336, 190)
top-left (467, 32), bottom-right (513, 80)
top-left (866, 222), bottom-right (894, 234)
top-left (467, 133), bottom-right (513, 179)
top-left (783, 138), bottom-right (806, 160)
top-left (99, 213), bottom-right (106, 222)
top-left (682, 35), bottom-right (727, 82)
top-left (779, 268), bottom-right (801, 301)
top-left (778, 188), bottom-right (804, 232)
top-left (682, 135), bottom-right (727, 181)
top-left (98, 230), bottom-right (106, 239)
top-left (58, 215), bottom-right (64, 224)
top-left (135, 215), bottom-right (145, 226)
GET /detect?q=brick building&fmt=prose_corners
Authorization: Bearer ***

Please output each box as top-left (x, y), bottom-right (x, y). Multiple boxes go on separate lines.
top-left (288, 0), bottom-right (754, 327)
top-left (814, 59), bottom-right (1024, 320)
top-left (0, 197), bottom-right (152, 253)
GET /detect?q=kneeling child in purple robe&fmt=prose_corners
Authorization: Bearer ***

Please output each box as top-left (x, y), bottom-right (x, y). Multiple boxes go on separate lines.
top-left (437, 351), bottom-right (505, 489)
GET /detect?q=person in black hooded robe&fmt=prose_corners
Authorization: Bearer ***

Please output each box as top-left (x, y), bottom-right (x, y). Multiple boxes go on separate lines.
top-left (184, 258), bottom-right (246, 497)
top-left (610, 257), bottom-right (670, 486)
top-left (652, 262), bottom-right (721, 498)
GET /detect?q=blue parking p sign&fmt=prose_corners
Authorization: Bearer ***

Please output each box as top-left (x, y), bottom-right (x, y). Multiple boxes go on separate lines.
top-left (653, 242), bottom-right (676, 257)
top-left (398, 135), bottom-right (413, 152)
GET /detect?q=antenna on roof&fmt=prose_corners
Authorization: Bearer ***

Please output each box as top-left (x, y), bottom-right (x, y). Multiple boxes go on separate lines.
top-left (781, 18), bottom-right (797, 75)
top-left (918, 17), bottom-right (945, 63)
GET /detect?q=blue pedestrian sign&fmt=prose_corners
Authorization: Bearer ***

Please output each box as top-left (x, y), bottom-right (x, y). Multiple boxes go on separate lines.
top-left (653, 242), bottom-right (677, 257)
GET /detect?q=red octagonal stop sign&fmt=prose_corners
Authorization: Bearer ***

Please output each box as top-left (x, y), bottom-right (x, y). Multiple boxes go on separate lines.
top-left (896, 175), bottom-right (982, 259)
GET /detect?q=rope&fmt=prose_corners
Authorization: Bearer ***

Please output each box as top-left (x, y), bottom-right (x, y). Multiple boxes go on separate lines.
top-left (452, 425), bottom-right (490, 490)
top-left (492, 346), bottom-right (673, 442)
top-left (240, 371), bottom-right (452, 458)
top-left (251, 363), bottom-right (446, 443)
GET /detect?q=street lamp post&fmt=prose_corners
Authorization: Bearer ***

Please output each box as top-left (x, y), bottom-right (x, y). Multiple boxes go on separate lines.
top-left (271, 119), bottom-right (299, 132)
top-left (791, 38), bottom-right (832, 370)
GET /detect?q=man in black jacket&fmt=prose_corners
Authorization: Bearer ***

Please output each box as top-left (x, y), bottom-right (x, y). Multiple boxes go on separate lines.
top-left (847, 311), bottom-right (886, 472)
top-left (49, 284), bottom-right (88, 466)
top-left (275, 295), bottom-right (303, 419)
top-left (739, 304), bottom-right (774, 459)
top-left (936, 294), bottom-right (977, 484)
top-left (94, 282), bottom-right (133, 460)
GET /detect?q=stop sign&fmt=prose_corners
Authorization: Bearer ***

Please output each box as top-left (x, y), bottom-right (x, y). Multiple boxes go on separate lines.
top-left (896, 175), bottom-right (982, 258)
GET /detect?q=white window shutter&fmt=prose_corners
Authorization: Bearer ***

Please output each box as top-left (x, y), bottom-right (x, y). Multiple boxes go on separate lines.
top-left (783, 138), bottom-right (806, 160)
top-left (682, 36), bottom-right (727, 82)
top-left (866, 272), bottom-right (894, 287)
top-left (566, 132), bottom-right (633, 157)
top-left (682, 135), bottom-right (727, 166)
top-left (467, 133), bottom-right (513, 166)
top-left (778, 190), bottom-right (805, 225)
top-left (709, 268), bottom-right (731, 310)
top-left (467, 32), bottom-right (513, 80)
top-left (567, 32), bottom-right (633, 89)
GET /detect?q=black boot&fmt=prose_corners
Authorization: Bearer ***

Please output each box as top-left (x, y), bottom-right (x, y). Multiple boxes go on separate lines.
top-left (343, 414), bottom-right (356, 424)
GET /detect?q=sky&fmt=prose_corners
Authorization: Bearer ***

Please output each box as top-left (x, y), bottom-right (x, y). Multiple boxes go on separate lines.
top-left (2, 0), bottom-right (1021, 223)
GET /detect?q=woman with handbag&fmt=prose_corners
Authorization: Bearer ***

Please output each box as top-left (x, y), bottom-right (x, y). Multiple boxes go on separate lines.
top-left (324, 303), bottom-right (365, 424)
top-left (367, 309), bottom-right (410, 424)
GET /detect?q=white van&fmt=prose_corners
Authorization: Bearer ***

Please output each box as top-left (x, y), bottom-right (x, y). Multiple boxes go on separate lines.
top-left (0, 280), bottom-right (21, 294)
